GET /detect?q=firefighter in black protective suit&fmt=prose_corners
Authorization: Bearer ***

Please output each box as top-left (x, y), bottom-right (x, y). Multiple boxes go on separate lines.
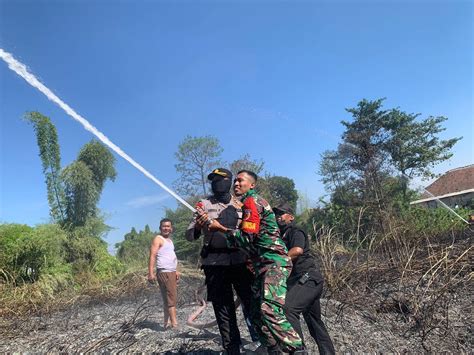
top-left (186, 168), bottom-right (258, 355)
top-left (273, 202), bottom-right (335, 355)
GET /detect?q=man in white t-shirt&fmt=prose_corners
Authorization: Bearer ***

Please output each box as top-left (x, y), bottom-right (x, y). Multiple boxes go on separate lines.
top-left (148, 218), bottom-right (180, 328)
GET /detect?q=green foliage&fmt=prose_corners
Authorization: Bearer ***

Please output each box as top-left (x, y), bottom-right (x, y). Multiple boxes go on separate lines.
top-left (341, 98), bottom-right (390, 177)
top-left (4, 117), bottom-right (120, 301)
top-left (115, 225), bottom-right (156, 269)
top-left (25, 113), bottom-right (117, 228)
top-left (61, 140), bottom-right (117, 227)
top-left (318, 98), bottom-right (462, 235)
top-left (296, 203), bottom-right (359, 239)
top-left (0, 223), bottom-right (68, 284)
top-left (229, 154), bottom-right (265, 177)
top-left (0, 224), bottom-right (33, 283)
top-left (400, 206), bottom-right (469, 236)
top-left (65, 216), bottom-right (119, 278)
top-left (320, 144), bottom-right (355, 194)
top-left (91, 246), bottom-right (124, 279)
top-left (383, 110), bottom-right (461, 198)
top-left (321, 99), bottom-right (461, 202)
top-left (0, 217), bottom-right (122, 289)
top-left (61, 161), bottom-right (99, 227)
top-left (174, 135), bottom-right (223, 197)
top-left (77, 140), bottom-right (117, 195)
top-left (65, 217), bottom-right (112, 265)
top-left (35, 263), bottom-right (74, 296)
top-left (66, 234), bottom-right (104, 266)
top-left (298, 201), bottom-right (470, 243)
top-left (66, 233), bottom-right (122, 280)
top-left (70, 215), bottom-right (113, 240)
top-left (257, 175), bottom-right (299, 210)
top-left (24, 112), bottom-right (66, 223)
top-left (384, 110), bottom-right (461, 179)
top-left (116, 204), bottom-right (201, 267)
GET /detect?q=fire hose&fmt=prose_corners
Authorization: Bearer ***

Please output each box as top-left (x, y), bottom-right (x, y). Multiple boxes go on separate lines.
top-left (186, 283), bottom-right (241, 329)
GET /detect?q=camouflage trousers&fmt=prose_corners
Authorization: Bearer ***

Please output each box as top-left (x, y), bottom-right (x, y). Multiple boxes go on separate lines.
top-left (250, 263), bottom-right (303, 352)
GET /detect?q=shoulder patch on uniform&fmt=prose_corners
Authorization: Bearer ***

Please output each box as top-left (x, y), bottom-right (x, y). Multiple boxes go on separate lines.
top-left (241, 197), bottom-right (260, 234)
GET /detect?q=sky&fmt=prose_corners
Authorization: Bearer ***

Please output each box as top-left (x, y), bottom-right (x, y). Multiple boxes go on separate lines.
top-left (1, 0), bottom-right (472, 252)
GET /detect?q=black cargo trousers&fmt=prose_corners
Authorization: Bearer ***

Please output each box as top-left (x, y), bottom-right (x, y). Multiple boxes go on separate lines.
top-left (203, 262), bottom-right (255, 354)
top-left (284, 272), bottom-right (335, 355)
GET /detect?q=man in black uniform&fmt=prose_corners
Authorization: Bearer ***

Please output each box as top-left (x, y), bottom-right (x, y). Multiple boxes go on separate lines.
top-left (273, 202), bottom-right (335, 355)
top-left (186, 168), bottom-right (257, 355)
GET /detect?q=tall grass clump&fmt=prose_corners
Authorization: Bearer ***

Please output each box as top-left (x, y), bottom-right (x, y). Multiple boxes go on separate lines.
top-left (311, 206), bottom-right (472, 351)
top-left (0, 220), bottom-right (124, 316)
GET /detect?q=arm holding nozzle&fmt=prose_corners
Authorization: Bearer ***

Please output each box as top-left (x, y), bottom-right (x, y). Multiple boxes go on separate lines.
top-left (185, 204), bottom-right (214, 241)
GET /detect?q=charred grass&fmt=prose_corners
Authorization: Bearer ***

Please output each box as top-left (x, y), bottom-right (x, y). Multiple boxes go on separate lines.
top-left (314, 221), bottom-right (473, 352)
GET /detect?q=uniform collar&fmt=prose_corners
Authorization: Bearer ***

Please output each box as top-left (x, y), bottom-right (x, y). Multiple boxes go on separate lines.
top-left (241, 189), bottom-right (257, 200)
top-left (210, 195), bottom-right (232, 206)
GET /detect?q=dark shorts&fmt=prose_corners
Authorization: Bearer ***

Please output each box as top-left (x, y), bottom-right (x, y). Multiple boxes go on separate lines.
top-left (157, 271), bottom-right (177, 307)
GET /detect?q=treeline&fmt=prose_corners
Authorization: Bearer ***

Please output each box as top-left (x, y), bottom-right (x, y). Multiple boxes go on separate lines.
top-left (3, 98), bottom-right (470, 307)
top-left (117, 98), bottom-right (470, 266)
top-left (116, 142), bottom-right (302, 264)
top-left (1, 112), bottom-right (122, 300)
top-left (115, 225), bottom-right (157, 269)
top-left (299, 98), bottom-right (468, 239)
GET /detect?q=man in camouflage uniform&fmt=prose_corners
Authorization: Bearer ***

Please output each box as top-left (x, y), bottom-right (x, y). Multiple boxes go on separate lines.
top-left (186, 168), bottom-right (257, 355)
top-left (204, 170), bottom-right (306, 355)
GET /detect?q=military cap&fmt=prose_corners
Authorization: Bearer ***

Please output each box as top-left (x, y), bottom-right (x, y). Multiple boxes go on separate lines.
top-left (207, 167), bottom-right (232, 181)
top-left (273, 202), bottom-right (295, 216)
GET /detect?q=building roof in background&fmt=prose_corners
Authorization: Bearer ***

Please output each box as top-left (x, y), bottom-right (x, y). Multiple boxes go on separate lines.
top-left (423, 165), bottom-right (474, 197)
top-left (411, 165), bottom-right (474, 204)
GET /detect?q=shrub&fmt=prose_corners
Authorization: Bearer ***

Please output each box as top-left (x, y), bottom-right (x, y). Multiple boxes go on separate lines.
top-left (115, 226), bottom-right (155, 269)
top-left (400, 206), bottom-right (469, 236)
top-left (0, 223), bottom-right (68, 284)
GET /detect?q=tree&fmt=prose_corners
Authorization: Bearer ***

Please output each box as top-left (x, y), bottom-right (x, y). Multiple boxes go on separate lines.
top-left (256, 175), bottom-right (299, 210)
top-left (229, 154), bottom-right (264, 177)
top-left (62, 140), bottom-right (117, 227)
top-left (340, 99), bottom-right (392, 211)
top-left (116, 225), bottom-right (157, 268)
top-left (383, 109), bottom-right (461, 198)
top-left (318, 98), bottom-right (461, 235)
top-left (61, 161), bottom-right (99, 227)
top-left (77, 140), bottom-right (117, 195)
top-left (174, 135), bottom-right (223, 197)
top-left (24, 112), bottom-right (66, 223)
top-left (319, 144), bottom-right (354, 194)
top-left (25, 113), bottom-right (117, 227)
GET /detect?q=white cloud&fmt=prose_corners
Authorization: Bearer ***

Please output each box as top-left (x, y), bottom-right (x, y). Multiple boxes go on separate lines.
top-left (126, 194), bottom-right (170, 209)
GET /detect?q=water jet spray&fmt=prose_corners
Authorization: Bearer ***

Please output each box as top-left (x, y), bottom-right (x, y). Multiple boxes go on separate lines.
top-left (0, 48), bottom-right (196, 213)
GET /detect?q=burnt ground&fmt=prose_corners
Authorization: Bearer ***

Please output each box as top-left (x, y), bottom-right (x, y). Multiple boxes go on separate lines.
top-left (0, 270), bottom-right (472, 354)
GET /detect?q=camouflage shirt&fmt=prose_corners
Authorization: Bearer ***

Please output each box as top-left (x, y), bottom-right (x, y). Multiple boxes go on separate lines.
top-left (229, 189), bottom-right (290, 269)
